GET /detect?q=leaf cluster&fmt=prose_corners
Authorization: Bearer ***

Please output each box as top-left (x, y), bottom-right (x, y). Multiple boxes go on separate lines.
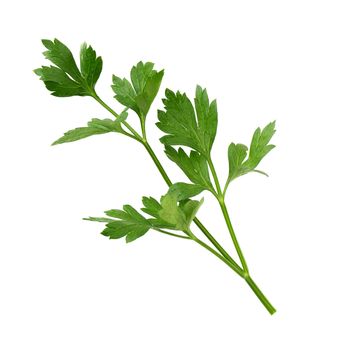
top-left (35, 39), bottom-right (164, 145)
top-left (85, 190), bottom-right (203, 242)
top-left (112, 62), bottom-right (164, 119)
top-left (51, 114), bottom-right (128, 145)
top-left (156, 86), bottom-right (276, 197)
top-left (34, 39), bottom-right (102, 97)
top-left (157, 86), bottom-right (217, 156)
top-left (225, 121), bottom-right (276, 191)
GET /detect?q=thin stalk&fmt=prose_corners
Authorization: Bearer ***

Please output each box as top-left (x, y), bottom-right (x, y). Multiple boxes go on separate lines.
top-left (245, 276), bottom-right (276, 315)
top-left (190, 230), bottom-right (275, 314)
top-left (92, 93), bottom-right (143, 141)
top-left (207, 158), bottom-right (277, 314)
top-left (140, 115), bottom-right (147, 141)
top-left (187, 231), bottom-right (245, 277)
top-left (154, 228), bottom-right (191, 240)
top-left (208, 157), bottom-right (249, 273)
top-left (207, 156), bottom-right (223, 198)
top-left (220, 201), bottom-right (249, 273)
top-left (143, 141), bottom-right (172, 186)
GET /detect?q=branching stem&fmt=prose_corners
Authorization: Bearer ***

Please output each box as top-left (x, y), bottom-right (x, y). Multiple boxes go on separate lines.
top-left (208, 157), bottom-right (249, 273)
top-left (92, 93), bottom-right (142, 141)
top-left (92, 93), bottom-right (242, 273)
top-left (91, 92), bottom-right (276, 314)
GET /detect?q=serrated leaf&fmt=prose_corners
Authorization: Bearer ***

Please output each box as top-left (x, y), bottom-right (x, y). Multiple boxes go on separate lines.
top-left (179, 198), bottom-right (204, 225)
top-left (244, 121), bottom-right (276, 170)
top-left (111, 76), bottom-right (139, 113)
top-left (225, 122), bottom-right (276, 190)
top-left (52, 127), bottom-right (108, 145)
top-left (194, 86), bottom-right (218, 151)
top-left (158, 192), bottom-right (203, 231)
top-left (159, 193), bottom-right (187, 231)
top-left (112, 61), bottom-right (164, 118)
top-left (42, 39), bottom-right (81, 81)
top-left (227, 143), bottom-right (248, 182)
top-left (157, 86), bottom-right (218, 156)
top-left (87, 190), bottom-right (203, 242)
top-left (87, 118), bottom-right (124, 133)
top-left (34, 66), bottom-right (87, 97)
top-left (135, 70), bottom-right (164, 116)
top-left (52, 118), bottom-right (124, 145)
top-left (35, 39), bottom-right (103, 97)
top-left (141, 197), bottom-right (162, 218)
top-left (141, 196), bottom-right (175, 229)
top-left (102, 205), bottom-right (152, 242)
top-left (80, 42), bottom-right (103, 89)
top-left (131, 62), bottom-right (155, 94)
top-left (168, 183), bottom-right (206, 201)
top-left (165, 146), bottom-right (214, 191)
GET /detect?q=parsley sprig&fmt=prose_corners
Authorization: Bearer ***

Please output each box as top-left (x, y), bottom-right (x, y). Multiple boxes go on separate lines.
top-left (35, 39), bottom-right (276, 315)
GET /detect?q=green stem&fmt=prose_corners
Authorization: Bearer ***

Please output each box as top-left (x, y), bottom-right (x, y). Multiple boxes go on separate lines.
top-left (188, 231), bottom-right (245, 277)
top-left (245, 275), bottom-right (276, 315)
top-left (92, 93), bottom-right (143, 141)
top-left (143, 141), bottom-right (243, 274)
top-left (207, 157), bottom-right (277, 314)
top-left (140, 115), bottom-right (147, 141)
top-left (191, 231), bottom-right (275, 314)
top-left (143, 141), bottom-right (173, 186)
top-left (220, 201), bottom-right (249, 273)
top-left (155, 228), bottom-right (190, 240)
top-left (192, 217), bottom-right (241, 271)
top-left (208, 157), bottom-right (249, 273)
top-left (207, 156), bottom-right (223, 197)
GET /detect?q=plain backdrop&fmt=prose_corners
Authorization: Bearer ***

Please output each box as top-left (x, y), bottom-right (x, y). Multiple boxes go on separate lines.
top-left (1, 0), bottom-right (350, 349)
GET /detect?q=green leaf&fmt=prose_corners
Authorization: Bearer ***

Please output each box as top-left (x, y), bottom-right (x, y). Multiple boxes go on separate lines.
top-left (135, 70), bottom-right (164, 117)
top-left (42, 39), bottom-right (81, 81)
top-left (141, 197), bottom-right (162, 218)
top-left (158, 192), bottom-right (203, 231)
top-left (52, 118), bottom-right (124, 145)
top-left (194, 86), bottom-right (217, 151)
top-left (131, 62), bottom-right (156, 94)
top-left (102, 205), bottom-right (152, 242)
top-left (165, 146), bottom-right (214, 191)
top-left (87, 118), bottom-right (125, 132)
top-left (111, 61), bottom-right (164, 118)
top-left (111, 76), bottom-right (139, 113)
top-left (118, 109), bottom-right (129, 123)
top-left (245, 121), bottom-right (276, 170)
top-left (179, 198), bottom-right (204, 225)
top-left (157, 86), bottom-right (218, 156)
top-left (141, 196), bottom-right (175, 229)
top-left (86, 191), bottom-right (203, 242)
top-left (168, 182), bottom-right (206, 201)
top-left (227, 143), bottom-right (248, 182)
top-left (225, 122), bottom-right (276, 188)
top-left (35, 39), bottom-right (103, 97)
top-left (159, 193), bottom-right (187, 231)
top-left (80, 42), bottom-right (103, 89)
top-left (34, 66), bottom-right (87, 97)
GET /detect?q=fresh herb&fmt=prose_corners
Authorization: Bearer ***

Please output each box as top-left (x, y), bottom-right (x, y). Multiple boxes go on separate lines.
top-left (35, 39), bottom-right (277, 315)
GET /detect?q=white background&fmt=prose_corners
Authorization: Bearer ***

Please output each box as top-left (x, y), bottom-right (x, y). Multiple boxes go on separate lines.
top-left (1, 0), bottom-right (350, 349)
